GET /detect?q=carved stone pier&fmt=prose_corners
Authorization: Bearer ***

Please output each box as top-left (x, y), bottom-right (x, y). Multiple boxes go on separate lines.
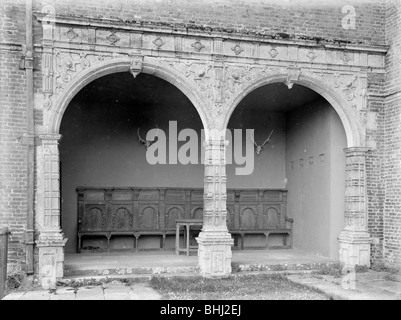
top-left (338, 147), bottom-right (372, 268)
top-left (36, 134), bottom-right (67, 289)
top-left (197, 139), bottom-right (233, 277)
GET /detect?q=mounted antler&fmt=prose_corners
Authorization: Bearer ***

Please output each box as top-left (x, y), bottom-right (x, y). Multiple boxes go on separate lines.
top-left (250, 129), bottom-right (274, 155)
top-left (137, 125), bottom-right (159, 150)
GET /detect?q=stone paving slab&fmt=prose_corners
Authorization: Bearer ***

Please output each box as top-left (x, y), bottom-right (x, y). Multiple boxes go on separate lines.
top-left (287, 272), bottom-right (401, 300)
top-left (103, 283), bottom-right (132, 300)
top-left (50, 287), bottom-right (76, 300)
top-left (367, 280), bottom-right (401, 294)
top-left (3, 270), bottom-right (401, 300)
top-left (18, 290), bottom-right (51, 300)
top-left (2, 291), bottom-right (28, 300)
top-left (75, 286), bottom-right (105, 300)
top-left (129, 284), bottom-right (162, 300)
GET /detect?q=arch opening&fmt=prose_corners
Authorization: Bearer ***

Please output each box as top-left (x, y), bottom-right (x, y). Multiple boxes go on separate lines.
top-left (226, 83), bottom-right (346, 259)
top-left (60, 72), bottom-right (205, 253)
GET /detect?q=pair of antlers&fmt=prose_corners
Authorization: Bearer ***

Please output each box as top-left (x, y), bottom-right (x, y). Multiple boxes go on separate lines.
top-left (250, 130), bottom-right (274, 155)
top-left (137, 125), bottom-right (159, 150)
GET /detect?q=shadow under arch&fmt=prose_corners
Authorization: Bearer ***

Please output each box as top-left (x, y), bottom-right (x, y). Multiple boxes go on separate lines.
top-left (222, 74), bottom-right (363, 148)
top-left (50, 57), bottom-right (208, 134)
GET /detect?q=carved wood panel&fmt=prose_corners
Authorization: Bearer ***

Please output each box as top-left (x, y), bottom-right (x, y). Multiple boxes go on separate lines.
top-left (77, 187), bottom-right (288, 234)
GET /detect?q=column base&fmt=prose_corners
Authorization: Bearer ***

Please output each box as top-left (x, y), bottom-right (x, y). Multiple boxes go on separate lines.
top-left (196, 231), bottom-right (234, 277)
top-left (36, 232), bottom-right (67, 290)
top-left (338, 229), bottom-right (372, 269)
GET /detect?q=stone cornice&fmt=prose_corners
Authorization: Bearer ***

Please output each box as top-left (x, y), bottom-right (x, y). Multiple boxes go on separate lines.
top-left (35, 14), bottom-right (389, 56)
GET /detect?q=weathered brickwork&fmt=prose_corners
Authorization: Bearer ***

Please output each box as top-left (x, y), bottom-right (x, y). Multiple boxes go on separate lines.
top-left (31, 0), bottom-right (386, 45)
top-left (2, 0), bottom-right (401, 278)
top-left (0, 49), bottom-right (28, 265)
top-left (384, 0), bottom-right (401, 266)
top-left (366, 72), bottom-right (385, 263)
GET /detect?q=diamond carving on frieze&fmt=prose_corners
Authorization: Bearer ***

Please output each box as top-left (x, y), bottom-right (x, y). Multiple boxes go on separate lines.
top-left (231, 44), bottom-right (244, 55)
top-left (307, 51), bottom-right (317, 62)
top-left (340, 51), bottom-right (353, 64)
top-left (107, 32), bottom-right (120, 45)
top-left (269, 47), bottom-right (279, 58)
top-left (66, 28), bottom-right (78, 41)
top-left (153, 37), bottom-right (165, 49)
top-left (191, 41), bottom-right (205, 52)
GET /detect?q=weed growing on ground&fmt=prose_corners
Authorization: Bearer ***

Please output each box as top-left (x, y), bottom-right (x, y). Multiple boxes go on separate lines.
top-left (149, 274), bottom-right (330, 300)
top-left (315, 263), bottom-right (343, 278)
top-left (371, 262), bottom-right (400, 274)
top-left (355, 265), bottom-right (369, 273)
top-left (6, 263), bottom-right (26, 291)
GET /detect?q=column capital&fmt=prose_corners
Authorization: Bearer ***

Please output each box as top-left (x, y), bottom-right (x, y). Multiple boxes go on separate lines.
top-left (343, 147), bottom-right (370, 156)
top-left (203, 139), bottom-right (229, 148)
top-left (38, 133), bottom-right (62, 144)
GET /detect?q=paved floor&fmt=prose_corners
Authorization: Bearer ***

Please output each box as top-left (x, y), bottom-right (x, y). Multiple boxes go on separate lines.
top-left (64, 249), bottom-right (336, 277)
top-left (3, 270), bottom-right (401, 300)
top-left (3, 250), bottom-right (400, 300)
top-left (2, 282), bottom-right (162, 300)
top-left (287, 271), bottom-right (401, 300)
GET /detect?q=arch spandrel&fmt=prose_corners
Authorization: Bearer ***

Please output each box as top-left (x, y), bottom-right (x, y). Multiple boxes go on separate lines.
top-left (220, 67), bottom-right (367, 148)
top-left (45, 55), bottom-right (210, 134)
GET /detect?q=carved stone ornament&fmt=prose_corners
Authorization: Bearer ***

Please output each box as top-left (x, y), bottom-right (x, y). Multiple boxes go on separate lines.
top-left (340, 51), bottom-right (353, 64)
top-left (153, 37), bottom-right (165, 49)
top-left (130, 56), bottom-right (143, 78)
top-left (269, 47), bottom-right (279, 58)
top-left (307, 51), bottom-right (317, 62)
top-left (231, 44), bottom-right (244, 55)
top-left (285, 67), bottom-right (302, 89)
top-left (192, 40), bottom-right (205, 52)
top-left (66, 28), bottom-right (78, 41)
top-left (107, 32), bottom-right (120, 45)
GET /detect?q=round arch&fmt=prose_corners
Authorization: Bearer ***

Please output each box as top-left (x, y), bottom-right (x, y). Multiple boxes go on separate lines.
top-left (49, 57), bottom-right (208, 134)
top-left (222, 74), bottom-right (363, 148)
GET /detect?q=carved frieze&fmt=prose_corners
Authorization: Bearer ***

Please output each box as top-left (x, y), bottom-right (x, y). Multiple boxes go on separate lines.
top-left (66, 28), bottom-right (78, 41)
top-left (153, 36), bottom-right (165, 49)
top-left (107, 32), bottom-right (120, 45)
top-left (231, 44), bottom-right (244, 56)
top-left (268, 46), bottom-right (279, 59)
top-left (54, 50), bottom-right (112, 94)
top-left (192, 40), bottom-right (205, 52)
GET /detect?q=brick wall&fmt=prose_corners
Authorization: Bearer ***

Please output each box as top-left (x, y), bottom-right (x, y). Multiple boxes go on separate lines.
top-left (0, 46), bottom-right (28, 266)
top-left (384, 0), bottom-right (401, 266)
top-left (32, 0), bottom-right (386, 45)
top-left (0, 0), bottom-right (395, 271)
top-left (367, 71), bottom-right (385, 263)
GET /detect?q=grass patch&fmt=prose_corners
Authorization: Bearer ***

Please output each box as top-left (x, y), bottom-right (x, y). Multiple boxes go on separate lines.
top-left (371, 262), bottom-right (400, 274)
top-left (149, 274), bottom-right (330, 300)
top-left (314, 263), bottom-right (343, 278)
top-left (6, 263), bottom-right (26, 293)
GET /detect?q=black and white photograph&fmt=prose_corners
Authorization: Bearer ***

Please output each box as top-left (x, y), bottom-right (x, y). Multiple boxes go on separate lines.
top-left (0, 0), bottom-right (400, 306)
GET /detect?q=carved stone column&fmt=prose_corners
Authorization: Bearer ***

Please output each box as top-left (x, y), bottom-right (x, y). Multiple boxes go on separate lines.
top-left (36, 134), bottom-right (67, 289)
top-left (338, 147), bottom-right (372, 268)
top-left (197, 139), bottom-right (233, 277)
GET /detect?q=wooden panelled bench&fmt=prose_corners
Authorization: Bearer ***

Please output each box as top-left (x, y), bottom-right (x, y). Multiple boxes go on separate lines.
top-left (226, 189), bottom-right (293, 250)
top-left (76, 187), bottom-right (293, 252)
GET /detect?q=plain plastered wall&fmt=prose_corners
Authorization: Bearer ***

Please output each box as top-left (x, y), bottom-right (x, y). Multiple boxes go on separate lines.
top-left (286, 101), bottom-right (346, 259)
